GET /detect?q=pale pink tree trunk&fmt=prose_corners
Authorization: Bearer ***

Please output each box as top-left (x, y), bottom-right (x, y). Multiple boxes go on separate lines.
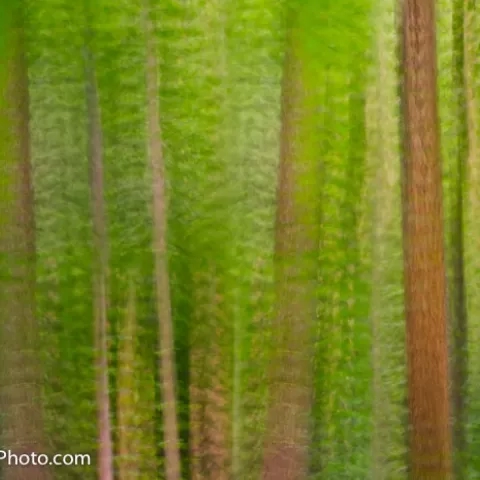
top-left (83, 22), bottom-right (114, 480)
top-left (144, 2), bottom-right (182, 479)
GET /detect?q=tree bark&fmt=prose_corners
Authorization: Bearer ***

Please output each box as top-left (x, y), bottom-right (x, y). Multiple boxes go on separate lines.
top-left (83, 20), bottom-right (114, 480)
top-left (144, 2), bottom-right (182, 479)
top-left (261, 8), bottom-right (320, 480)
top-left (0, 4), bottom-right (52, 480)
top-left (399, 0), bottom-right (453, 477)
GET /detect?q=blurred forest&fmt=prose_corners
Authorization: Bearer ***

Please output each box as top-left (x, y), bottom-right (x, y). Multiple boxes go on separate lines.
top-left (0, 0), bottom-right (479, 479)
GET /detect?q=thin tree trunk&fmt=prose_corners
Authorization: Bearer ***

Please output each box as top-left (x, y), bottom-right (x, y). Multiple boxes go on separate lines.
top-left (399, 0), bottom-right (453, 477)
top-left (450, 0), bottom-right (468, 475)
top-left (117, 276), bottom-right (139, 480)
top-left (83, 24), bottom-right (114, 480)
top-left (262, 8), bottom-right (320, 480)
top-left (189, 268), bottom-right (231, 480)
top-left (117, 273), bottom-right (157, 480)
top-left (144, 2), bottom-right (182, 479)
top-left (0, 4), bottom-right (52, 480)
top-left (239, 256), bottom-right (272, 480)
top-left (189, 287), bottom-right (208, 480)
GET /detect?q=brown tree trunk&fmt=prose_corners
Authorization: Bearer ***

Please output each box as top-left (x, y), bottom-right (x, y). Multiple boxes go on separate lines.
top-left (261, 8), bottom-right (320, 480)
top-left (144, 2), bottom-right (182, 479)
top-left (0, 4), bottom-right (52, 480)
top-left (450, 0), bottom-right (468, 476)
top-left (83, 24), bottom-right (114, 480)
top-left (399, 0), bottom-right (453, 478)
top-left (189, 269), bottom-right (231, 480)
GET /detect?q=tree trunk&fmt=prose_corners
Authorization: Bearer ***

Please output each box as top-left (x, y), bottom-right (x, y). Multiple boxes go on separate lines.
top-left (261, 8), bottom-right (320, 480)
top-left (0, 4), bottom-right (52, 480)
top-left (189, 268), bottom-right (231, 480)
top-left (117, 276), bottom-right (139, 480)
top-left (399, 0), bottom-right (453, 477)
top-left (83, 23), bottom-right (114, 480)
top-left (117, 274), bottom-right (157, 480)
top-left (144, 2), bottom-right (182, 479)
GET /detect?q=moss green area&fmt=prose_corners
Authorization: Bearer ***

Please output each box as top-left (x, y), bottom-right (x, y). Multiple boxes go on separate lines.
top-left (0, 0), bottom-right (479, 478)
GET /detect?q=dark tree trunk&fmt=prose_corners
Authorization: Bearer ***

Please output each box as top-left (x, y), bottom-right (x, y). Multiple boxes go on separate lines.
top-left (0, 4), bottom-right (52, 480)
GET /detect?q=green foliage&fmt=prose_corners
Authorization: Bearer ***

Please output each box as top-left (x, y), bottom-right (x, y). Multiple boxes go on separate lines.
top-left (0, 0), bottom-right (478, 478)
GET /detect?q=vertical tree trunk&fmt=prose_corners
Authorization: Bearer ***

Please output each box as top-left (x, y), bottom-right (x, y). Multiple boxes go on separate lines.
top-left (116, 273), bottom-right (158, 480)
top-left (189, 268), bottom-right (231, 480)
top-left (83, 22), bottom-right (114, 480)
top-left (400, 0), bottom-right (453, 477)
top-left (0, 4), bottom-right (52, 480)
top-left (189, 288), bottom-right (208, 480)
top-left (144, 2), bottom-right (182, 479)
top-left (450, 0), bottom-right (468, 476)
top-left (262, 8), bottom-right (320, 480)
top-left (117, 276), bottom-right (139, 480)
